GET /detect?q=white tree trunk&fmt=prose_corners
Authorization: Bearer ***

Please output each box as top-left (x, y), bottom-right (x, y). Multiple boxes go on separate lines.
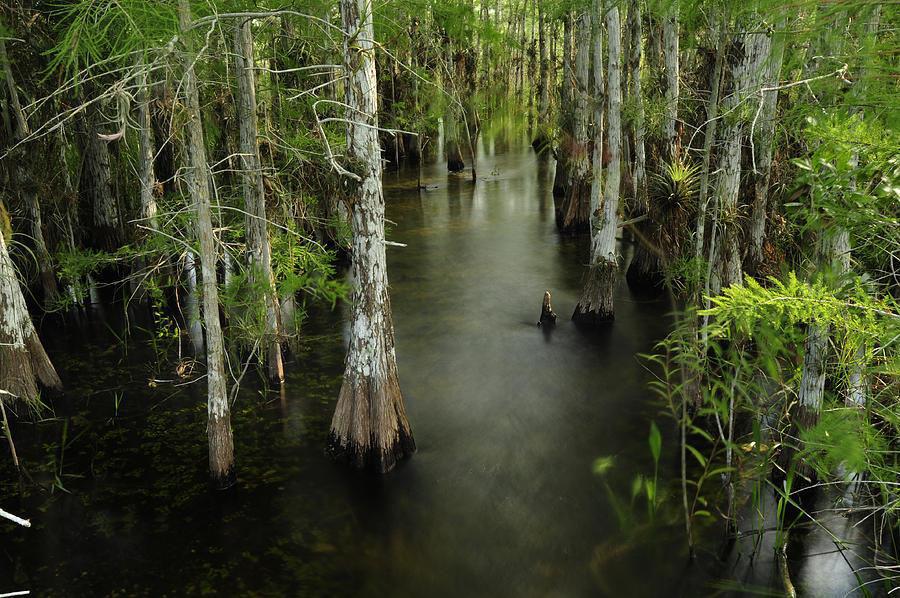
top-left (574, 4), bottom-right (621, 324)
top-left (328, 0), bottom-right (415, 473)
top-left (0, 232), bottom-right (61, 407)
top-left (234, 19), bottom-right (284, 384)
top-left (178, 0), bottom-right (234, 488)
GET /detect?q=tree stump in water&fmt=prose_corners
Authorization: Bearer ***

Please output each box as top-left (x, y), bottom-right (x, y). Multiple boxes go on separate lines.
top-left (538, 290), bottom-right (558, 326)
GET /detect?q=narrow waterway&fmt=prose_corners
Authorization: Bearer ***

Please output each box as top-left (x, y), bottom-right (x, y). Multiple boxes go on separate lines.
top-left (0, 137), bottom-right (877, 596)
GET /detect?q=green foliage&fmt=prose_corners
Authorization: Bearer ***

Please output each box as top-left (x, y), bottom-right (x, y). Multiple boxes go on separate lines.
top-left (791, 113), bottom-right (900, 283)
top-left (47, 0), bottom-right (179, 76)
top-left (702, 273), bottom-right (894, 346)
top-left (53, 247), bottom-right (108, 308)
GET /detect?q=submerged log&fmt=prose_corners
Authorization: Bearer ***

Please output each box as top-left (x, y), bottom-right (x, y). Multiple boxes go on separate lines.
top-left (538, 290), bottom-right (558, 326)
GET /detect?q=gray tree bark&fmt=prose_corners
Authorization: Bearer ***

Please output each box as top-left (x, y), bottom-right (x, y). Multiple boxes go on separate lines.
top-left (559, 11), bottom-right (592, 233)
top-left (327, 0), bottom-right (415, 473)
top-left (1, 37), bottom-right (57, 306)
top-left (574, 3), bottom-right (621, 324)
top-left (0, 231), bottom-right (62, 407)
top-left (746, 23), bottom-right (785, 269)
top-left (663, 4), bottom-right (680, 157)
top-left (178, 0), bottom-right (235, 488)
top-left (137, 58), bottom-right (158, 230)
top-left (234, 19), bottom-right (285, 384)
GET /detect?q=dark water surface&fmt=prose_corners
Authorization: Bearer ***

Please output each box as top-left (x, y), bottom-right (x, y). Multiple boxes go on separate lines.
top-left (0, 139), bottom-right (876, 596)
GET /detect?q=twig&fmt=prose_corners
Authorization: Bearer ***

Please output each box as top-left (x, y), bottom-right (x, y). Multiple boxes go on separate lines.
top-left (0, 398), bottom-right (19, 469)
top-left (0, 508), bottom-right (31, 528)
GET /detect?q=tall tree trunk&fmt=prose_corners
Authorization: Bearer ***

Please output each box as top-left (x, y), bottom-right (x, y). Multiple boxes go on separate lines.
top-left (1, 37), bottom-right (57, 306)
top-left (624, 0), bottom-right (662, 293)
top-left (177, 0), bottom-right (234, 488)
top-left (696, 8), bottom-right (728, 298)
top-left (574, 3), bottom-right (621, 324)
top-left (328, 0), bottom-right (415, 473)
top-left (590, 0), bottom-right (604, 222)
top-left (559, 11), bottom-right (592, 233)
top-left (0, 232), bottom-right (62, 406)
top-left (746, 23), bottom-right (785, 270)
top-left (81, 108), bottom-right (123, 251)
top-left (628, 0), bottom-right (646, 212)
top-left (531, 1), bottom-right (551, 151)
top-left (552, 13), bottom-right (575, 200)
top-left (234, 19), bottom-right (285, 385)
top-left (710, 30), bottom-right (767, 293)
top-left (137, 58), bottom-right (158, 230)
top-left (663, 4), bottom-right (680, 158)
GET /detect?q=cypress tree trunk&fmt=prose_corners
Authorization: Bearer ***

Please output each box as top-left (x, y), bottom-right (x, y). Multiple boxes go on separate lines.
top-left (0, 232), bottom-right (62, 405)
top-left (328, 0), bottom-right (415, 473)
top-left (574, 4), bottom-right (621, 324)
top-left (234, 19), bottom-right (285, 384)
top-left (695, 9), bottom-right (728, 290)
top-left (137, 58), bottom-right (158, 230)
top-left (1, 37), bottom-right (57, 306)
top-left (624, 0), bottom-right (661, 293)
top-left (531, 0), bottom-right (550, 151)
top-left (559, 11), bottom-right (592, 233)
top-left (663, 4), bottom-right (680, 158)
top-left (81, 107), bottom-right (123, 252)
top-left (628, 0), bottom-right (646, 210)
top-left (589, 0), bottom-right (603, 222)
top-left (710, 30), bottom-right (766, 293)
top-left (552, 13), bottom-right (574, 200)
top-left (746, 24), bottom-right (784, 270)
top-left (178, 0), bottom-right (234, 488)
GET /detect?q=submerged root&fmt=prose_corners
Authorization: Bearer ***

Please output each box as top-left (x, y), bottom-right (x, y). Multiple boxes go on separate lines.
top-left (572, 259), bottom-right (617, 324)
top-left (558, 176), bottom-right (591, 234)
top-left (552, 155), bottom-right (569, 199)
top-left (327, 372), bottom-right (416, 473)
top-left (625, 231), bottom-right (664, 293)
top-left (0, 331), bottom-right (62, 408)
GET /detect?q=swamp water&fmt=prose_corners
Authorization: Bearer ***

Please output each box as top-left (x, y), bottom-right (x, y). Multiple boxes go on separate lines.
top-left (0, 138), bottom-right (879, 596)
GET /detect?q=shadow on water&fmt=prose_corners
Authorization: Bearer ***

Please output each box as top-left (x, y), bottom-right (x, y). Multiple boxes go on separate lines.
top-left (0, 138), bottom-right (879, 596)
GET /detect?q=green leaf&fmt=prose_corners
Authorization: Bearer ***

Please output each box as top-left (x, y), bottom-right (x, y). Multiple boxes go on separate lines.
top-left (649, 421), bottom-right (662, 465)
top-left (686, 444), bottom-right (707, 468)
top-left (592, 456), bottom-right (615, 476)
